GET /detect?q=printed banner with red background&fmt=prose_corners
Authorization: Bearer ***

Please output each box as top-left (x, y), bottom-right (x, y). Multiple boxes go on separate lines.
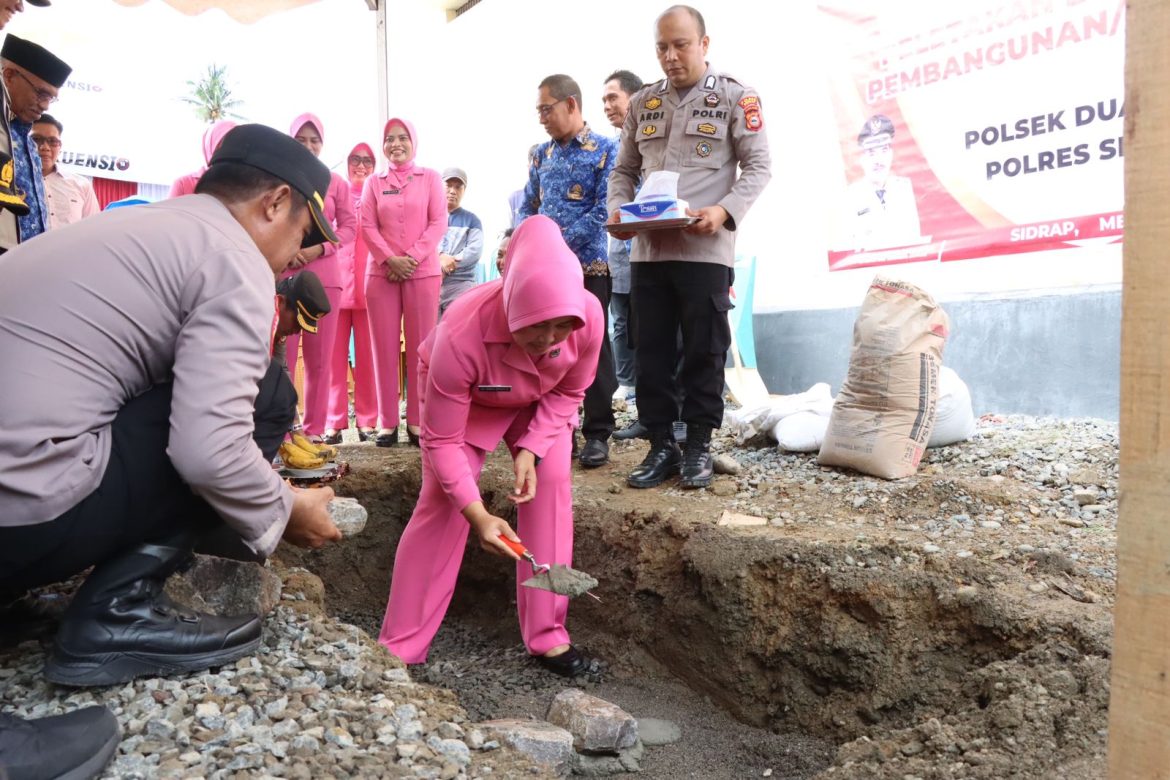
top-left (820, 0), bottom-right (1125, 272)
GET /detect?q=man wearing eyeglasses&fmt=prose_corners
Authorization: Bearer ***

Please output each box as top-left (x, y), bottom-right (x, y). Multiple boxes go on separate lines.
top-left (0, 34), bottom-right (70, 242)
top-left (32, 113), bottom-right (97, 230)
top-left (519, 73), bottom-right (619, 469)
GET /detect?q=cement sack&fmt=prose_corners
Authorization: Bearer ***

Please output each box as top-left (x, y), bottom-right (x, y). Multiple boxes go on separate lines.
top-left (927, 366), bottom-right (976, 448)
top-left (818, 277), bottom-right (949, 479)
top-left (724, 383), bottom-right (833, 445)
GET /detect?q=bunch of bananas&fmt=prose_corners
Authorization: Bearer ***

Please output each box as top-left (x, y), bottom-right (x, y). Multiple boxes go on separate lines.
top-left (279, 432), bottom-right (338, 470)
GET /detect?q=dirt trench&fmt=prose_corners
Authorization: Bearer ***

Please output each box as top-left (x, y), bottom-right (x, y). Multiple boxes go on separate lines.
top-left (278, 443), bottom-right (1112, 779)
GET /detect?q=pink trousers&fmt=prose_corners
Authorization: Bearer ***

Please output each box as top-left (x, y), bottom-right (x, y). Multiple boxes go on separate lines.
top-left (285, 286), bottom-right (341, 437)
top-left (378, 414), bottom-right (574, 663)
top-left (364, 273), bottom-right (439, 430)
top-left (326, 307), bottom-right (377, 431)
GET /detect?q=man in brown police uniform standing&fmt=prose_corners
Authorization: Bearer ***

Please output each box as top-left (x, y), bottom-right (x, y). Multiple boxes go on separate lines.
top-left (608, 4), bottom-right (771, 490)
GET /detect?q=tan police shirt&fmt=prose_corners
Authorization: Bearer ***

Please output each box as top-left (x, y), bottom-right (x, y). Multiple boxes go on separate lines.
top-left (607, 65), bottom-right (772, 267)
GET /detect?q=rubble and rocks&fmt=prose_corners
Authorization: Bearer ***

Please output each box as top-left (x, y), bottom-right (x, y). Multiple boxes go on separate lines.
top-left (165, 554), bottom-right (282, 617)
top-left (476, 718), bottom-right (575, 774)
top-left (546, 689), bottom-right (638, 753)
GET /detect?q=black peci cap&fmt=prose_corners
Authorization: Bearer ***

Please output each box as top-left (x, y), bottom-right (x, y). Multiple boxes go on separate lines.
top-left (857, 114), bottom-right (896, 148)
top-left (276, 270), bottom-right (331, 333)
top-left (0, 34), bottom-right (70, 88)
top-left (209, 124), bottom-right (339, 248)
top-left (25, 0), bottom-right (51, 7)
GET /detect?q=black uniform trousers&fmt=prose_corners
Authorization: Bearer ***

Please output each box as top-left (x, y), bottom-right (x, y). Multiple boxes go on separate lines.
top-left (0, 360), bottom-right (298, 593)
top-left (580, 274), bottom-right (618, 442)
top-left (631, 261), bottom-right (734, 431)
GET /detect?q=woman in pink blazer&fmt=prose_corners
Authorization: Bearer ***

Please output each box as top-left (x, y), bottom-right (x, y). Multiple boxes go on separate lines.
top-left (167, 120), bottom-right (236, 198)
top-left (378, 215), bottom-right (603, 677)
top-left (280, 112), bottom-right (358, 438)
top-left (361, 118), bottom-right (446, 447)
top-left (324, 142), bottom-right (378, 444)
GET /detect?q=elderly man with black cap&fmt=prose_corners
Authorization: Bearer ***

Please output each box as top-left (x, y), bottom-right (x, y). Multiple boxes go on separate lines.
top-left (1, 32), bottom-right (70, 242)
top-left (0, 125), bottom-right (345, 702)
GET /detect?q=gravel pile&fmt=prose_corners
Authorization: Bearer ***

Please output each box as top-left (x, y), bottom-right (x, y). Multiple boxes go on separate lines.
top-left (0, 603), bottom-right (534, 779)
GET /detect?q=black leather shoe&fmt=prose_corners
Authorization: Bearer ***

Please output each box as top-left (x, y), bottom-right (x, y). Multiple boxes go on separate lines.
top-left (680, 424), bottom-right (715, 489)
top-left (358, 428), bottom-right (376, 442)
top-left (578, 438), bottom-right (609, 468)
top-left (407, 429), bottom-right (421, 446)
top-left (322, 431), bottom-right (343, 445)
top-left (375, 429), bottom-right (398, 447)
top-left (535, 645), bottom-right (594, 677)
top-left (0, 706), bottom-right (120, 780)
top-left (44, 540), bottom-right (262, 687)
top-left (613, 420), bottom-right (649, 440)
top-left (627, 430), bottom-right (682, 488)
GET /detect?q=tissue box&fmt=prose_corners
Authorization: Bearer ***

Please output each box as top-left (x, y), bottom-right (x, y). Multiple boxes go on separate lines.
top-left (618, 197), bottom-right (690, 224)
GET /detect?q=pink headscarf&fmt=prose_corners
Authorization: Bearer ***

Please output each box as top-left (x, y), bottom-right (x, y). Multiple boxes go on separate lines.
top-left (382, 117), bottom-right (417, 176)
top-left (201, 120), bottom-right (237, 165)
top-left (348, 141), bottom-right (375, 200)
top-left (502, 216), bottom-right (588, 333)
top-left (289, 112), bottom-right (325, 146)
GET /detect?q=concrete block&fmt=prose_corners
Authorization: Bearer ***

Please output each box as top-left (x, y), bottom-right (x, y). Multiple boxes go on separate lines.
top-left (546, 689), bottom-right (638, 754)
top-left (476, 719), bottom-right (574, 774)
top-left (165, 554), bottom-right (281, 616)
top-left (636, 718), bottom-right (681, 746)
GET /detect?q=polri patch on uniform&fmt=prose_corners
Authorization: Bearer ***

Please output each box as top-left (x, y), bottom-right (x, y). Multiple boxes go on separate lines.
top-left (738, 95), bottom-right (764, 132)
top-left (705, 92), bottom-right (719, 107)
top-left (697, 123), bottom-right (717, 135)
top-left (567, 183), bottom-right (584, 201)
top-left (641, 125), bottom-right (658, 136)
top-left (695, 141), bottom-right (713, 158)
top-left (644, 96), bottom-right (662, 110)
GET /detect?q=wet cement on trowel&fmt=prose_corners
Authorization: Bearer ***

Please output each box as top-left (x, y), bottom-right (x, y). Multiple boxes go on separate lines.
top-left (522, 564), bottom-right (598, 597)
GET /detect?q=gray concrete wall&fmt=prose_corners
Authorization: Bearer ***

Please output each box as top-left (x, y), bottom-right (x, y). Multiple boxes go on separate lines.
top-left (752, 289), bottom-right (1120, 420)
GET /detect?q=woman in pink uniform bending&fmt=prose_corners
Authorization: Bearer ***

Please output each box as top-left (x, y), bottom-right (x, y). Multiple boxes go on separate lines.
top-left (378, 215), bottom-right (602, 677)
top-left (361, 118), bottom-right (446, 447)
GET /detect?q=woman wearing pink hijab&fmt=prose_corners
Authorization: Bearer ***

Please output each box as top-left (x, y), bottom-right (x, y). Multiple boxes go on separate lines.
top-left (378, 215), bottom-right (603, 677)
top-left (324, 142), bottom-right (378, 443)
top-left (361, 118), bottom-right (446, 447)
top-left (167, 120), bottom-right (236, 198)
top-left (280, 112), bottom-right (358, 439)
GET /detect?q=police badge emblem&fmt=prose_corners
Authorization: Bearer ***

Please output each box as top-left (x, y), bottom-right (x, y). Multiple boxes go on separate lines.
top-left (695, 141), bottom-right (712, 157)
top-left (705, 93), bottom-right (719, 107)
top-left (644, 96), bottom-right (662, 110)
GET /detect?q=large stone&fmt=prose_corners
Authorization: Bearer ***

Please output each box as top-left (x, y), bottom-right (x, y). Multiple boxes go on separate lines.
top-left (546, 689), bottom-right (638, 754)
top-left (476, 719), bottom-right (574, 774)
top-left (328, 497), bottom-right (368, 537)
top-left (165, 555), bottom-right (282, 617)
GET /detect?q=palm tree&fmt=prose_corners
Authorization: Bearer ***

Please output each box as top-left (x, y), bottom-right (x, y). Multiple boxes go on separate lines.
top-left (182, 63), bottom-right (244, 123)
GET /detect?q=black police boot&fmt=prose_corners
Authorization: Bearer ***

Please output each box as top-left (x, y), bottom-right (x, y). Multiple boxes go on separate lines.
top-left (627, 426), bottom-right (682, 489)
top-left (680, 424), bottom-right (715, 489)
top-left (0, 706), bottom-right (120, 780)
top-left (44, 537), bottom-right (262, 687)
top-left (613, 420), bottom-right (649, 441)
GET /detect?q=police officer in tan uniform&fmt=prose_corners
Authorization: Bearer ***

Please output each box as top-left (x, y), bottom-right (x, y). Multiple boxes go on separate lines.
top-left (608, 4), bottom-right (771, 490)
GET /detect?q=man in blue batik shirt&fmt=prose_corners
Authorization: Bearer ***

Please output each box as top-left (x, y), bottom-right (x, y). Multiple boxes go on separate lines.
top-left (0, 34), bottom-right (70, 243)
top-left (520, 73), bottom-right (619, 468)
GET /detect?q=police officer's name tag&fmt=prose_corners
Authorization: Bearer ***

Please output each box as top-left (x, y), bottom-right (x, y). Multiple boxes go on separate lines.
top-left (477, 384), bottom-right (512, 392)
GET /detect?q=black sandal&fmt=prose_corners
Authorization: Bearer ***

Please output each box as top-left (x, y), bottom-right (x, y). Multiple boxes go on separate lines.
top-left (322, 432), bottom-right (342, 445)
top-left (535, 645), bottom-right (593, 678)
top-left (374, 429), bottom-right (398, 447)
top-left (407, 429), bottom-right (421, 446)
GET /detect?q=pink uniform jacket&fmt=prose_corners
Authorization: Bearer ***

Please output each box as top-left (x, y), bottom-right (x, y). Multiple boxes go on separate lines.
top-left (340, 142), bottom-right (374, 309)
top-left (279, 113), bottom-right (358, 288)
top-left (360, 118), bottom-right (446, 280)
top-left (417, 215), bottom-right (604, 512)
top-left (167, 120), bottom-right (237, 199)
